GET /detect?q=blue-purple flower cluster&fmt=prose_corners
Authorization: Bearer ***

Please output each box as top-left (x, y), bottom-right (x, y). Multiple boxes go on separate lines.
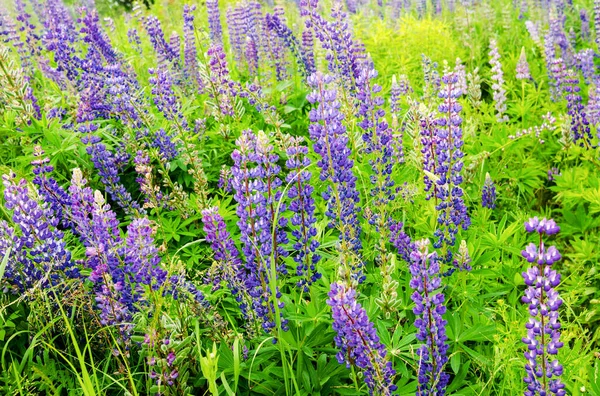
top-left (563, 70), bottom-right (592, 147)
top-left (285, 137), bottom-right (322, 291)
top-left (409, 239), bottom-right (450, 395)
top-left (327, 281), bottom-right (397, 396)
top-left (307, 72), bottom-right (363, 281)
top-left (230, 130), bottom-right (288, 333)
top-left (521, 217), bottom-right (565, 396)
top-left (432, 72), bottom-right (470, 251)
top-left (0, 172), bottom-right (79, 293)
top-left (481, 173), bottom-right (497, 209)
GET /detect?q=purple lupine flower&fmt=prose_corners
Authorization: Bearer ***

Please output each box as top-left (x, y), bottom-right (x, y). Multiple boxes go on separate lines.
top-left (206, 43), bottom-right (239, 117)
top-left (1, 7), bottom-right (26, 66)
top-left (581, 9), bottom-right (590, 41)
top-left (390, 220), bottom-right (415, 263)
top-left (489, 39), bottom-right (509, 122)
top-left (575, 48), bottom-right (595, 83)
top-left (327, 281), bottom-right (397, 395)
top-left (355, 63), bottom-right (395, 225)
top-left (417, 0), bottom-right (427, 18)
top-left (516, 47), bottom-right (531, 80)
top-left (549, 18), bottom-right (572, 67)
top-left (521, 218), bottom-right (565, 396)
top-left (226, 4), bottom-right (251, 69)
top-left (301, 29), bottom-right (316, 76)
top-left (285, 137), bottom-right (321, 292)
top-left (564, 70), bottom-right (592, 147)
top-left (409, 239), bottom-right (450, 395)
top-left (15, 0), bottom-right (41, 69)
top-left (265, 12), bottom-right (315, 77)
top-left (481, 173), bottom-right (497, 209)
top-left (301, 0), bottom-right (363, 93)
top-left (518, 0), bottom-right (527, 19)
top-left (392, 74), bottom-right (413, 105)
top-left (525, 21), bottom-right (541, 46)
top-left (306, 72), bottom-right (363, 282)
top-left (207, 0), bottom-right (223, 44)
top-left (144, 16), bottom-right (180, 67)
top-left (230, 130), bottom-right (288, 333)
top-left (225, 6), bottom-right (242, 56)
top-left (548, 57), bottom-right (566, 101)
top-left (0, 172), bottom-right (79, 293)
top-left (201, 207), bottom-right (245, 297)
top-left (419, 112), bottom-right (437, 200)
top-left (127, 28), bottom-right (142, 54)
top-left (182, 5), bottom-right (203, 93)
top-left (245, 37), bottom-right (259, 76)
top-left (595, 0), bottom-right (600, 49)
top-left (168, 32), bottom-right (181, 61)
top-left (586, 83), bottom-right (600, 127)
top-left (264, 8), bottom-right (288, 81)
top-left (218, 166), bottom-right (232, 192)
top-left (148, 66), bottom-right (187, 129)
top-left (79, 9), bottom-right (118, 64)
top-left (81, 135), bottom-right (142, 214)
top-left (31, 147), bottom-right (70, 225)
top-left (41, 0), bottom-right (80, 84)
top-left (65, 171), bottom-right (169, 335)
top-left (151, 129), bottom-right (179, 161)
top-left (390, 74), bottom-right (409, 163)
top-left (422, 54), bottom-right (441, 102)
top-left (547, 167), bottom-right (561, 181)
top-left (433, 72), bottom-right (470, 251)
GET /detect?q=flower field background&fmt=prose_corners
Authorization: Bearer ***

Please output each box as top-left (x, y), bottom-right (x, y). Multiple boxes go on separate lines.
top-left (0, 0), bottom-right (599, 394)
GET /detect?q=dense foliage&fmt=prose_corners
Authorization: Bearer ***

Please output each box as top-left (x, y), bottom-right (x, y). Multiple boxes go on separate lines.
top-left (0, 0), bottom-right (599, 394)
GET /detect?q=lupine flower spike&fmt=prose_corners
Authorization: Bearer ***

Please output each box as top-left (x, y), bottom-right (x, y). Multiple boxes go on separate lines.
top-left (521, 218), bottom-right (565, 396)
top-left (327, 281), bottom-right (397, 395)
top-left (409, 239), bottom-right (450, 395)
top-left (482, 173), bottom-right (497, 209)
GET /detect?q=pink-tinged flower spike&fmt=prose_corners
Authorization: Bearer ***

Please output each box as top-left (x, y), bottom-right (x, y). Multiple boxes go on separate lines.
top-left (516, 47), bottom-right (531, 80)
top-left (521, 218), bottom-right (565, 396)
top-left (489, 39), bottom-right (508, 122)
top-left (327, 281), bottom-right (397, 395)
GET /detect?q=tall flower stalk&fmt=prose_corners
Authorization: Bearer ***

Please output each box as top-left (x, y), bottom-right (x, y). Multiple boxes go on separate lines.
top-left (521, 217), bottom-right (565, 396)
top-left (409, 239), bottom-right (450, 395)
top-left (489, 39), bottom-right (509, 123)
top-left (432, 72), bottom-right (470, 258)
top-left (327, 281), bottom-right (397, 395)
top-left (306, 72), bottom-right (363, 283)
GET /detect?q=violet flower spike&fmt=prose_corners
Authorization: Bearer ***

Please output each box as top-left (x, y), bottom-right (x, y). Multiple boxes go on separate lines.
top-left (327, 281), bottom-right (397, 395)
top-left (521, 218), bottom-right (565, 396)
top-left (409, 239), bottom-right (450, 395)
top-left (306, 72), bottom-right (364, 282)
top-left (481, 173), bottom-right (497, 209)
